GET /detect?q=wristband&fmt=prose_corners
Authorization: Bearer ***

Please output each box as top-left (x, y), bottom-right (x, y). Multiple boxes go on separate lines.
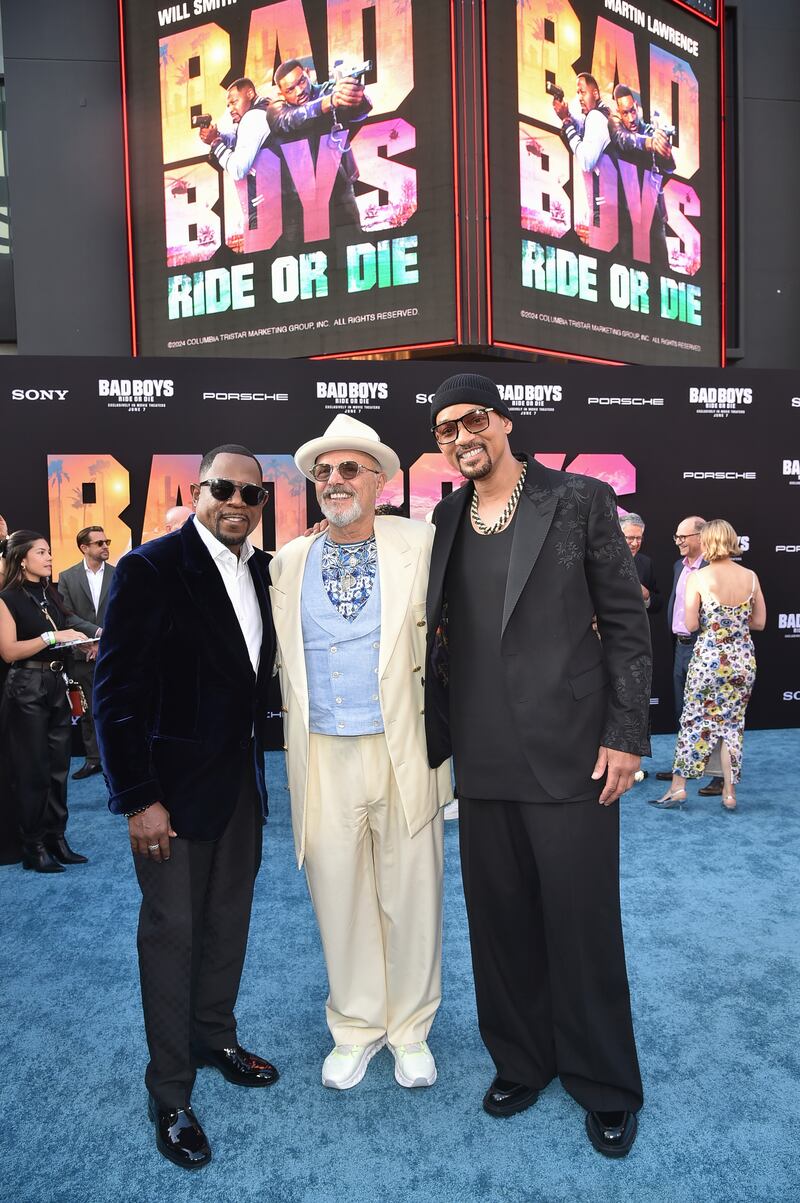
top-left (40, 632), bottom-right (51, 646)
top-left (123, 804), bottom-right (152, 820)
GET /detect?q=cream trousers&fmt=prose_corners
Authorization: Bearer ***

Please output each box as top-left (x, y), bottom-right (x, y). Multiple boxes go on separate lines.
top-left (305, 732), bottom-right (444, 1047)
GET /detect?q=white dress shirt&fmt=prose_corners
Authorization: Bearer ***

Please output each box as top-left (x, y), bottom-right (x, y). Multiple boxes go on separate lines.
top-left (192, 516), bottom-right (263, 674)
top-left (83, 559), bottom-right (104, 615)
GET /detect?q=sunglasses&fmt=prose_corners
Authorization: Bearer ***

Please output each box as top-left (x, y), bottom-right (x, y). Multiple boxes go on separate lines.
top-left (432, 407), bottom-right (495, 445)
top-left (198, 478), bottom-right (269, 506)
top-left (87, 539), bottom-right (112, 547)
top-left (310, 461), bottom-right (382, 483)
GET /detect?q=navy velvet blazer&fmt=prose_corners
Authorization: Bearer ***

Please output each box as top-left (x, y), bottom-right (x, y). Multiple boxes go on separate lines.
top-left (425, 455), bottom-right (652, 800)
top-left (93, 518), bottom-right (274, 840)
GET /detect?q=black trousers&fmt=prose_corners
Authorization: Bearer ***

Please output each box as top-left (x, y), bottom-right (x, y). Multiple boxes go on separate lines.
top-left (3, 665), bottom-right (71, 847)
top-left (70, 656), bottom-right (99, 761)
top-left (132, 758), bottom-right (263, 1110)
top-left (458, 795), bottom-right (643, 1114)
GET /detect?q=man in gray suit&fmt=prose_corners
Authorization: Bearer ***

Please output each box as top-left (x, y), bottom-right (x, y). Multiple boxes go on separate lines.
top-left (57, 525), bottom-right (114, 779)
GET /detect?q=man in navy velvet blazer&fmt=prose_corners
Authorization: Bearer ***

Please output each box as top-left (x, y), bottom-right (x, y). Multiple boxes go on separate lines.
top-left (94, 445), bottom-right (278, 1171)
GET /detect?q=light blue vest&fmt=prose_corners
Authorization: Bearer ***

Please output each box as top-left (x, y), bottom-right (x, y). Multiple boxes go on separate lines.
top-left (301, 536), bottom-right (383, 736)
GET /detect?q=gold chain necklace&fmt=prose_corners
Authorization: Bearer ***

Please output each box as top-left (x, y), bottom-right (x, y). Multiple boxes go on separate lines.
top-left (470, 462), bottom-right (527, 536)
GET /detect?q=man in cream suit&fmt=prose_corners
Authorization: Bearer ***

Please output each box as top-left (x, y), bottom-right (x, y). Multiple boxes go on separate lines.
top-left (270, 414), bottom-right (451, 1092)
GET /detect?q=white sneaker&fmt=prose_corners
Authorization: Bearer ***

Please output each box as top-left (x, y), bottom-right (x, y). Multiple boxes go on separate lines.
top-left (389, 1041), bottom-right (437, 1088)
top-left (321, 1036), bottom-right (386, 1090)
top-left (443, 799), bottom-right (459, 821)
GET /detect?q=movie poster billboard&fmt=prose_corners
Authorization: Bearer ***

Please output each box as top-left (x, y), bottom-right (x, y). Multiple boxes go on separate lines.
top-left (120, 0), bottom-right (457, 358)
top-left (486, 0), bottom-right (722, 366)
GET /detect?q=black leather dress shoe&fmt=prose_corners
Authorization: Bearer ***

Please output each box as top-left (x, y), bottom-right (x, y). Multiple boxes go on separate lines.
top-left (585, 1110), bottom-right (638, 1158)
top-left (72, 759), bottom-right (102, 780)
top-left (148, 1096), bottom-right (211, 1170)
top-left (482, 1076), bottom-right (539, 1117)
top-left (698, 778), bottom-right (724, 797)
top-left (194, 1044), bottom-right (279, 1087)
top-left (655, 770), bottom-right (674, 781)
top-left (22, 844), bottom-right (65, 873)
top-left (44, 836), bottom-right (88, 865)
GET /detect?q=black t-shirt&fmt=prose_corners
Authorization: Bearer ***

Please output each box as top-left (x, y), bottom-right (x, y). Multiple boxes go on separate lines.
top-left (444, 509), bottom-right (548, 802)
top-left (0, 583), bottom-right (67, 663)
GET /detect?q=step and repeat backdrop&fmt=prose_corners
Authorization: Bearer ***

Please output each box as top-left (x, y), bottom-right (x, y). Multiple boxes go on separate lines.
top-left (3, 358), bottom-right (798, 734)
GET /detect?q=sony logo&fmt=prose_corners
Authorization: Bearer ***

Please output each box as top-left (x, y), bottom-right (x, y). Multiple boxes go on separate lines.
top-left (783, 690), bottom-right (800, 701)
top-left (682, 471), bottom-right (757, 480)
top-left (11, 388), bottom-right (69, 401)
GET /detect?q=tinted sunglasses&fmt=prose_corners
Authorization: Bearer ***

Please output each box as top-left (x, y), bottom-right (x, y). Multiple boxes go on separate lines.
top-left (198, 478), bottom-right (269, 506)
top-left (432, 407), bottom-right (495, 444)
top-left (310, 461), bottom-right (382, 483)
top-left (87, 539), bottom-right (112, 547)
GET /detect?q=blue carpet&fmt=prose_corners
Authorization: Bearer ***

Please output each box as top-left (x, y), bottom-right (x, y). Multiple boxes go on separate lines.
top-left (1, 731), bottom-right (798, 1203)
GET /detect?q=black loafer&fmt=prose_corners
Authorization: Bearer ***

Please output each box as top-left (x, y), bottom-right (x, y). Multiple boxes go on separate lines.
top-left (585, 1110), bottom-right (638, 1158)
top-left (148, 1096), bottom-right (211, 1169)
top-left (194, 1044), bottom-right (279, 1087)
top-left (44, 836), bottom-right (88, 865)
top-left (698, 778), bottom-right (724, 797)
top-left (655, 770), bottom-right (673, 781)
top-left (482, 1076), bottom-right (539, 1117)
top-left (72, 760), bottom-right (102, 780)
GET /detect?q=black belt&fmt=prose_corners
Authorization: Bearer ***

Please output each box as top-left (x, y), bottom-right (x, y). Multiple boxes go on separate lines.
top-left (15, 659), bottom-right (65, 672)
top-left (675, 634), bottom-right (696, 645)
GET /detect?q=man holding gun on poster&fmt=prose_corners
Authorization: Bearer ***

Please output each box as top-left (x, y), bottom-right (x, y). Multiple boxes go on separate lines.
top-left (197, 77), bottom-right (270, 182)
top-left (267, 58), bottom-right (372, 244)
top-left (608, 85), bottom-right (676, 271)
top-left (550, 74), bottom-right (610, 174)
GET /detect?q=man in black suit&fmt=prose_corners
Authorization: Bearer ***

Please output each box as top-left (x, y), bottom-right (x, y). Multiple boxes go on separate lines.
top-left (620, 513), bottom-right (661, 619)
top-left (94, 446), bottom-right (278, 1170)
top-left (57, 525), bottom-right (114, 779)
top-left (424, 374), bottom-right (651, 1158)
top-left (655, 514), bottom-right (723, 794)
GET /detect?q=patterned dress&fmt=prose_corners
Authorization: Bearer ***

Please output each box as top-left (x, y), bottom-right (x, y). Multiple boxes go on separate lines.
top-left (673, 582), bottom-right (757, 783)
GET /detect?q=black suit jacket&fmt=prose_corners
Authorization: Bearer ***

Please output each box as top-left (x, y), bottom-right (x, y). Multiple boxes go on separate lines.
top-left (94, 519), bottom-right (275, 840)
top-left (425, 455), bottom-right (652, 800)
top-left (632, 551), bottom-right (662, 617)
top-left (57, 559), bottom-right (115, 633)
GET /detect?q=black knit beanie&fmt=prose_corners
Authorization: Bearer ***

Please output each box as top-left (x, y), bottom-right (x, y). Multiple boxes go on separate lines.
top-left (430, 373), bottom-right (511, 426)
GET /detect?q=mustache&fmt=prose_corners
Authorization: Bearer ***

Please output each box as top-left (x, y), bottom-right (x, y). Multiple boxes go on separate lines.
top-left (322, 486), bottom-right (356, 499)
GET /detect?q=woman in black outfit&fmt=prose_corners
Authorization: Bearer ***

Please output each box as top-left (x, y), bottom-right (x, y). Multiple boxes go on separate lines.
top-left (0, 530), bottom-right (92, 872)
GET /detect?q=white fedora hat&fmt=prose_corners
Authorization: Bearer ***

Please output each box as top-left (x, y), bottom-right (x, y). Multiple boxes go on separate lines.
top-left (294, 413), bottom-right (400, 482)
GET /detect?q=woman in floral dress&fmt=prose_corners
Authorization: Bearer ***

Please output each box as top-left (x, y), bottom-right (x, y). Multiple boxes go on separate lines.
top-left (650, 520), bottom-right (766, 812)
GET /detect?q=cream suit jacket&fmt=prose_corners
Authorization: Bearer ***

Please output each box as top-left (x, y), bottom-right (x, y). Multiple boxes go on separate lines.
top-left (269, 516), bottom-right (453, 867)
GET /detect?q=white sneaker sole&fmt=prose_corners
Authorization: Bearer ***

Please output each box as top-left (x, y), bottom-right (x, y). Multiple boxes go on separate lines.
top-left (390, 1049), bottom-right (437, 1088)
top-left (321, 1036), bottom-right (386, 1090)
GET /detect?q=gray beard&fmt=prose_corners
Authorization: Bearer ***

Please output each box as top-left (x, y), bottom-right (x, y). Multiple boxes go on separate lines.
top-left (320, 494), bottom-right (363, 528)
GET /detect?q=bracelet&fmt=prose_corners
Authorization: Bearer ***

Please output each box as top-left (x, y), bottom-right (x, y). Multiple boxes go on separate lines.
top-left (40, 633), bottom-right (50, 646)
top-left (123, 804), bottom-right (152, 820)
